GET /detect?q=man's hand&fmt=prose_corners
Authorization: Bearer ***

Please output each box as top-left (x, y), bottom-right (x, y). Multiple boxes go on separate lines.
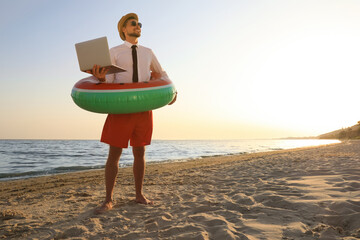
top-left (168, 92), bottom-right (177, 105)
top-left (150, 72), bottom-right (161, 81)
top-left (86, 64), bottom-right (109, 82)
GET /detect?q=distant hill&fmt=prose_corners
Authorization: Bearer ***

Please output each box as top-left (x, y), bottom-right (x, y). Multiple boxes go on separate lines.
top-left (318, 121), bottom-right (360, 139)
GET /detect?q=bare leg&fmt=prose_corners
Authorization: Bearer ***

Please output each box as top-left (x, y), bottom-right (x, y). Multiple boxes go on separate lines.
top-left (95, 145), bottom-right (122, 214)
top-left (133, 146), bottom-right (153, 204)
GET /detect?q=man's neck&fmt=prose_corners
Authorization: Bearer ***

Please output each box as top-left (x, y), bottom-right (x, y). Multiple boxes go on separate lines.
top-left (126, 37), bottom-right (138, 45)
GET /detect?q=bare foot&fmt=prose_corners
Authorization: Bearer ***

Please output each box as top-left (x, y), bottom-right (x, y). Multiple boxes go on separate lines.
top-left (135, 195), bottom-right (154, 205)
top-left (95, 201), bottom-right (113, 214)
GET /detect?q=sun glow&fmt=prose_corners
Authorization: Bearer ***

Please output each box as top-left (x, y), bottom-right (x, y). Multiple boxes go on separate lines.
top-left (1, 1), bottom-right (360, 139)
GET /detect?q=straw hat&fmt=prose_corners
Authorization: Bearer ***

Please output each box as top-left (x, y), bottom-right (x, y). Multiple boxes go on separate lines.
top-left (117, 13), bottom-right (139, 41)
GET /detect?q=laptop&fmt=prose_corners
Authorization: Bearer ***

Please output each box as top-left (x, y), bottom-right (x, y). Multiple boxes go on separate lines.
top-left (75, 36), bottom-right (125, 74)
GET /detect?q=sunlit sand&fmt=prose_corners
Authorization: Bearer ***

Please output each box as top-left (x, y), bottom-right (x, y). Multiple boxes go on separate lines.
top-left (1, 141), bottom-right (359, 239)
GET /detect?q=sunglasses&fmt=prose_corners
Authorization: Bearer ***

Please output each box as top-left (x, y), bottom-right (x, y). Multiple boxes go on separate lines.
top-left (130, 20), bottom-right (142, 28)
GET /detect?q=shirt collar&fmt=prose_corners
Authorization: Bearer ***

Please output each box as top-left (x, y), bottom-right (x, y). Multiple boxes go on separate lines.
top-left (124, 41), bottom-right (139, 48)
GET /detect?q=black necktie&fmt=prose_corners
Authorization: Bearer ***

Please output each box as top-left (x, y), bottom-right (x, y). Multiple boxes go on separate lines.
top-left (131, 45), bottom-right (138, 83)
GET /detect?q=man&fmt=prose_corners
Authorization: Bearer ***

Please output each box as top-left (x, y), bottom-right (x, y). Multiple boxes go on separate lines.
top-left (87, 13), bottom-right (176, 213)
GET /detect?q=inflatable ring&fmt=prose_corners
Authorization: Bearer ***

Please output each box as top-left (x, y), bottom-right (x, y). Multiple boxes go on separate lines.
top-left (71, 77), bottom-right (176, 114)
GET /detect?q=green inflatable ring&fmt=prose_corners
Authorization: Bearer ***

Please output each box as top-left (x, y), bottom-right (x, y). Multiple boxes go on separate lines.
top-left (71, 77), bottom-right (176, 114)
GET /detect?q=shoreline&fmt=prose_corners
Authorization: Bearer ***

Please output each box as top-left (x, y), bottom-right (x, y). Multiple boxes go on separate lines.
top-left (0, 139), bottom-right (340, 182)
top-left (1, 141), bottom-right (359, 239)
top-left (0, 141), bottom-right (340, 187)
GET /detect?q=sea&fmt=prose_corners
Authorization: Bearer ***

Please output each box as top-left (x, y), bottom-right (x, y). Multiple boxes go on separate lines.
top-left (0, 139), bottom-right (340, 181)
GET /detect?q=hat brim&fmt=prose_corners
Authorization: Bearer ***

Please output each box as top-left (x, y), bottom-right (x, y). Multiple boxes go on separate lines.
top-left (117, 13), bottom-right (139, 41)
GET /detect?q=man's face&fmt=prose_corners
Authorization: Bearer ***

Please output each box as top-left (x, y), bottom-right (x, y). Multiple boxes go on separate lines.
top-left (123, 19), bottom-right (142, 39)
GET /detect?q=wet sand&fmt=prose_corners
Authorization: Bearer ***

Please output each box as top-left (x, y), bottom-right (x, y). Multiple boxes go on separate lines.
top-left (1, 141), bottom-right (359, 239)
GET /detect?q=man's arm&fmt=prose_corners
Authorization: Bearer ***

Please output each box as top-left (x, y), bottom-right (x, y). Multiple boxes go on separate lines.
top-left (150, 50), bottom-right (177, 105)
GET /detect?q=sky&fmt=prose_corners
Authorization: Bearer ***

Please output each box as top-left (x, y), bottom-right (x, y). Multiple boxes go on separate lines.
top-left (1, 0), bottom-right (360, 140)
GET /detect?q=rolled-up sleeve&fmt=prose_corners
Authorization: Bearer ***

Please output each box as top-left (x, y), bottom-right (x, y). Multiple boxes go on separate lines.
top-left (150, 50), bottom-right (169, 80)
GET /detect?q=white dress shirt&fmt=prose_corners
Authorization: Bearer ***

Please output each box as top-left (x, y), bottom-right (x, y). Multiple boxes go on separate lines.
top-left (105, 41), bottom-right (169, 83)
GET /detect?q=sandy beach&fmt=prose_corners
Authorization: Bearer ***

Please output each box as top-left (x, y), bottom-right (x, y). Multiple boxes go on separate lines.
top-left (1, 141), bottom-right (359, 239)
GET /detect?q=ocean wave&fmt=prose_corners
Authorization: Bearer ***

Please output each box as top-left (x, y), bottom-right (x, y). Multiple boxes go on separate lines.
top-left (0, 170), bottom-right (46, 180)
top-left (9, 161), bottom-right (49, 165)
top-left (53, 165), bottom-right (104, 171)
top-left (199, 152), bottom-right (247, 159)
top-left (0, 165), bottom-right (105, 181)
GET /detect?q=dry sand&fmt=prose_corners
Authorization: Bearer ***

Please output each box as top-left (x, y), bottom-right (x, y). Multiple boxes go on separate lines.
top-left (1, 141), bottom-right (359, 240)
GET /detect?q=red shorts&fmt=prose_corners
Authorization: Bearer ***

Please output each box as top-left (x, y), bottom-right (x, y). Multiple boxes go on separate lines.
top-left (101, 111), bottom-right (153, 148)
